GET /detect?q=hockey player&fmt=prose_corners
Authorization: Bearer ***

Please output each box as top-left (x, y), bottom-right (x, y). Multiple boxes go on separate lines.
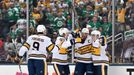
top-left (91, 30), bottom-right (109, 75)
top-left (74, 28), bottom-right (93, 75)
top-left (51, 28), bottom-right (72, 75)
top-left (18, 25), bottom-right (54, 75)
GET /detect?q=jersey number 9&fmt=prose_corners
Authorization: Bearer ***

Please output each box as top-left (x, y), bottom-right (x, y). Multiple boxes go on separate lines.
top-left (33, 42), bottom-right (40, 51)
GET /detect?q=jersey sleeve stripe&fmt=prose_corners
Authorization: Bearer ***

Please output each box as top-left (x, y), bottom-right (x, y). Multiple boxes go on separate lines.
top-left (56, 45), bottom-right (68, 54)
top-left (23, 43), bottom-right (30, 50)
top-left (47, 44), bottom-right (54, 52)
top-left (75, 44), bottom-right (92, 54)
top-left (92, 46), bottom-right (100, 56)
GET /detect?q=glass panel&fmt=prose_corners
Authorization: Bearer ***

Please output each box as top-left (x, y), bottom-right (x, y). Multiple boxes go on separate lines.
top-left (114, 0), bottom-right (134, 64)
top-left (0, 0), bottom-right (27, 63)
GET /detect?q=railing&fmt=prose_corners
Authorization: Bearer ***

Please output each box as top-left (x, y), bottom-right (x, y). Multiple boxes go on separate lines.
top-left (107, 29), bottom-right (134, 44)
top-left (124, 29), bottom-right (134, 40)
top-left (107, 33), bottom-right (124, 44)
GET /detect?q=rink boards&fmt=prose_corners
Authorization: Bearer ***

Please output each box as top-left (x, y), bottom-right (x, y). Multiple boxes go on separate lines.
top-left (0, 64), bottom-right (134, 75)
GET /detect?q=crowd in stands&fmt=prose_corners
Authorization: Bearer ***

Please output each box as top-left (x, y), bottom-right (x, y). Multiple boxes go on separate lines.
top-left (0, 0), bottom-right (133, 63)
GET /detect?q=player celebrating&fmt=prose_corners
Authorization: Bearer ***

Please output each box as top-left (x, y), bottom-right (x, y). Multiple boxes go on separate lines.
top-left (74, 28), bottom-right (93, 75)
top-left (91, 30), bottom-right (109, 75)
top-left (18, 25), bottom-right (54, 75)
top-left (51, 28), bottom-right (72, 75)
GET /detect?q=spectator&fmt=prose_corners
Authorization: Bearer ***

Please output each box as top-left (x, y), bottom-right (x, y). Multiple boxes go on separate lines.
top-left (49, 0), bottom-right (57, 12)
top-left (75, 1), bottom-right (84, 16)
top-left (101, 16), bottom-right (112, 36)
top-left (117, 7), bottom-right (126, 23)
top-left (82, 4), bottom-right (94, 19)
top-left (9, 25), bottom-right (16, 41)
top-left (54, 11), bottom-right (66, 31)
top-left (66, 15), bottom-right (72, 30)
top-left (37, 0), bottom-right (46, 7)
top-left (32, 8), bottom-right (42, 24)
top-left (7, 2), bottom-right (20, 27)
top-left (0, 36), bottom-right (7, 61)
top-left (0, 37), bottom-right (3, 49)
top-left (29, 17), bottom-right (37, 34)
top-left (128, 12), bottom-right (134, 29)
top-left (45, 8), bottom-right (55, 24)
top-left (4, 36), bottom-right (16, 62)
top-left (95, 0), bottom-right (104, 11)
top-left (58, 0), bottom-right (68, 9)
top-left (87, 16), bottom-right (102, 30)
top-left (100, 7), bottom-right (109, 17)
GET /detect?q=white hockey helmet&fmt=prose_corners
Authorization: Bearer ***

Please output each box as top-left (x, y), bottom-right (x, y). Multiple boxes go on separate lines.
top-left (36, 25), bottom-right (46, 32)
top-left (91, 30), bottom-right (101, 37)
top-left (81, 28), bottom-right (89, 34)
top-left (59, 28), bottom-right (70, 36)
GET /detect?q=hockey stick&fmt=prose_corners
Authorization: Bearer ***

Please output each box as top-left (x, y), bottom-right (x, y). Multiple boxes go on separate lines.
top-left (18, 57), bottom-right (24, 75)
top-left (18, 62), bottom-right (23, 75)
top-left (12, 39), bottom-right (24, 75)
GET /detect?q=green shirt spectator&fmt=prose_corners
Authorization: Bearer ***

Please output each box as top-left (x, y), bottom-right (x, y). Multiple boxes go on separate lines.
top-left (82, 9), bottom-right (94, 18)
top-left (9, 28), bottom-right (16, 40)
top-left (66, 15), bottom-right (72, 30)
top-left (46, 12), bottom-right (55, 23)
top-left (82, 5), bottom-right (94, 18)
top-left (29, 18), bottom-right (37, 33)
top-left (7, 3), bottom-right (20, 22)
top-left (101, 22), bottom-right (112, 36)
top-left (88, 16), bottom-right (101, 30)
top-left (30, 18), bottom-right (36, 29)
top-left (101, 16), bottom-right (112, 36)
top-left (53, 12), bottom-right (66, 31)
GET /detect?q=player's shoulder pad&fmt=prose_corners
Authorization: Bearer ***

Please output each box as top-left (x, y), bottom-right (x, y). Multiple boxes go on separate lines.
top-left (43, 36), bottom-right (51, 39)
top-left (57, 36), bottom-right (64, 41)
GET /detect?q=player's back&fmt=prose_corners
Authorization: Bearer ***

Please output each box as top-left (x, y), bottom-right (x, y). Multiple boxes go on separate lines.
top-left (27, 35), bottom-right (52, 60)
